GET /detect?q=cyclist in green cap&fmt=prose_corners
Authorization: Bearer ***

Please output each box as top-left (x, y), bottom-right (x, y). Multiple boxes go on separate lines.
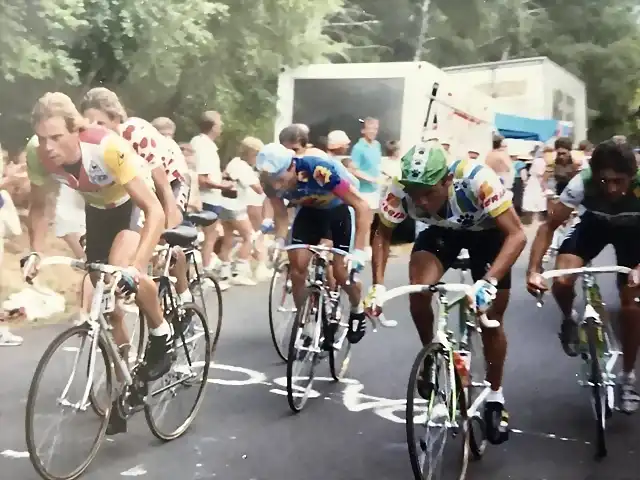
top-left (366, 138), bottom-right (526, 445)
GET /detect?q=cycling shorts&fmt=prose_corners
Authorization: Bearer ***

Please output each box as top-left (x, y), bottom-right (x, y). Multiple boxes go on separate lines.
top-left (289, 204), bottom-right (355, 253)
top-left (558, 212), bottom-right (640, 287)
top-left (412, 226), bottom-right (511, 289)
top-left (85, 200), bottom-right (143, 263)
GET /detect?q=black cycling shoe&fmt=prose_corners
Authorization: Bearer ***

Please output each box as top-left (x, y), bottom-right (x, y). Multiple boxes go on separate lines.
top-left (106, 401), bottom-right (127, 435)
top-left (145, 332), bottom-right (173, 381)
top-left (559, 319), bottom-right (579, 357)
top-left (484, 401), bottom-right (510, 445)
top-left (346, 311), bottom-right (366, 344)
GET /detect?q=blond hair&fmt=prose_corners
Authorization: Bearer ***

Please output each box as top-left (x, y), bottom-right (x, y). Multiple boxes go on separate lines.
top-left (80, 87), bottom-right (127, 121)
top-left (238, 136), bottom-right (264, 160)
top-left (31, 92), bottom-right (86, 132)
top-left (151, 116), bottom-right (176, 132)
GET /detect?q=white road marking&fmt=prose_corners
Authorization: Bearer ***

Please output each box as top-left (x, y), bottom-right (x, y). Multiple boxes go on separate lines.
top-left (121, 464), bottom-right (147, 476)
top-left (1, 450), bottom-right (28, 458)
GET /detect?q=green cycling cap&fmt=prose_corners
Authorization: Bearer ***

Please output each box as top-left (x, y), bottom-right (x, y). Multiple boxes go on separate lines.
top-left (399, 140), bottom-right (449, 186)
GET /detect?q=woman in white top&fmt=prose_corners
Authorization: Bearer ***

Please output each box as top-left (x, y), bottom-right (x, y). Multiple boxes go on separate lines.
top-left (522, 153), bottom-right (548, 224)
top-left (221, 137), bottom-right (270, 283)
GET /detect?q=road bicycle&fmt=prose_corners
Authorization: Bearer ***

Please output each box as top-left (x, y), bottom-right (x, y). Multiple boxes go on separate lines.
top-left (283, 244), bottom-right (357, 412)
top-left (535, 265), bottom-right (629, 458)
top-left (23, 254), bottom-right (211, 480)
top-left (375, 282), bottom-right (500, 480)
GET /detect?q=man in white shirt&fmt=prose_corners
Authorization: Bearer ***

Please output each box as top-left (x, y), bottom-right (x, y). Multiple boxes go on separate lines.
top-left (190, 110), bottom-right (235, 275)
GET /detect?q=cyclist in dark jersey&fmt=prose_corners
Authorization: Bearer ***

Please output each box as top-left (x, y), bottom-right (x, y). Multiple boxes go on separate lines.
top-left (527, 139), bottom-right (640, 413)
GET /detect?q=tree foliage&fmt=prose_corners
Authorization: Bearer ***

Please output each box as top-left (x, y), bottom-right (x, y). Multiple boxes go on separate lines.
top-left (0, 0), bottom-right (639, 151)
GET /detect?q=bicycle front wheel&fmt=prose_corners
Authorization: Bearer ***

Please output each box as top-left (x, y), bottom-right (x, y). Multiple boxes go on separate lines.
top-left (26, 325), bottom-right (113, 480)
top-left (584, 317), bottom-right (607, 458)
top-left (144, 302), bottom-right (211, 441)
top-left (406, 343), bottom-right (469, 480)
top-left (286, 288), bottom-right (322, 413)
top-left (268, 260), bottom-right (296, 362)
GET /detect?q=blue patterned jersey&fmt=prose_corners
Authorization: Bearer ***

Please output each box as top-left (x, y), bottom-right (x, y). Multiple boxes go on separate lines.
top-left (269, 155), bottom-right (359, 209)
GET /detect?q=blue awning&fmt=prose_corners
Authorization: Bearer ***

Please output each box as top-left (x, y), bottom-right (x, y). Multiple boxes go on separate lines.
top-left (495, 113), bottom-right (558, 142)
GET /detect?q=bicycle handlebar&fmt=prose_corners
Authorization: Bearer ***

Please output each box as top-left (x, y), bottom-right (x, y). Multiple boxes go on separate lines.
top-left (534, 265), bottom-right (633, 307)
top-left (20, 253), bottom-right (126, 285)
top-left (377, 283), bottom-right (500, 329)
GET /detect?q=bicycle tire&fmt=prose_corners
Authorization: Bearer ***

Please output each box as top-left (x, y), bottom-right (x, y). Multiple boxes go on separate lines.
top-left (268, 260), bottom-right (294, 362)
top-left (329, 288), bottom-right (351, 381)
top-left (26, 325), bottom-right (113, 480)
top-left (189, 271), bottom-right (223, 353)
top-left (584, 316), bottom-right (607, 458)
top-left (286, 288), bottom-right (321, 413)
top-left (406, 342), bottom-right (469, 480)
top-left (463, 326), bottom-right (487, 460)
top-left (145, 301), bottom-right (211, 441)
top-left (89, 311), bottom-right (145, 417)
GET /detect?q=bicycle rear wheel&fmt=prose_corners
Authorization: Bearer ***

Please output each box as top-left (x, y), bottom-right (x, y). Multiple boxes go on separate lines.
top-left (190, 271), bottom-right (223, 353)
top-left (406, 343), bottom-right (469, 480)
top-left (329, 288), bottom-right (352, 381)
top-left (286, 288), bottom-right (322, 413)
top-left (584, 317), bottom-right (607, 458)
top-left (26, 325), bottom-right (113, 480)
top-left (269, 260), bottom-right (296, 362)
top-left (145, 302), bottom-right (211, 441)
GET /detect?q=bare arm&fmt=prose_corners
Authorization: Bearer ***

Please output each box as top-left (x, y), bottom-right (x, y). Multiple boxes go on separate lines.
top-left (371, 218), bottom-right (393, 284)
top-left (485, 207), bottom-right (527, 282)
top-left (151, 166), bottom-right (181, 228)
top-left (124, 177), bottom-right (165, 272)
top-left (336, 185), bottom-right (372, 251)
top-left (27, 183), bottom-right (51, 252)
top-left (271, 197), bottom-right (289, 240)
top-left (527, 202), bottom-right (573, 274)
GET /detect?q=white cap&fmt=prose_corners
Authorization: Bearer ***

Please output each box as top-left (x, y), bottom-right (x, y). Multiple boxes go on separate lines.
top-left (327, 130), bottom-right (350, 149)
top-left (256, 142), bottom-right (295, 176)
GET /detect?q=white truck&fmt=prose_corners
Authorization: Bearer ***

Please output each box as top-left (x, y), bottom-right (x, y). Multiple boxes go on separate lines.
top-left (275, 61), bottom-right (495, 160)
top-left (443, 56), bottom-right (587, 141)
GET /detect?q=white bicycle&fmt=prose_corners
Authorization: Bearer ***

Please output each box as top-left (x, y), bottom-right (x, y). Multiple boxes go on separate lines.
top-left (535, 265), bottom-right (628, 459)
top-left (374, 282), bottom-right (499, 480)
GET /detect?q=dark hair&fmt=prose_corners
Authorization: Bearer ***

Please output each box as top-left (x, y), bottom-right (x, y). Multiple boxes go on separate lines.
top-left (278, 124), bottom-right (308, 147)
top-left (492, 134), bottom-right (504, 150)
top-left (199, 110), bottom-right (220, 134)
top-left (554, 137), bottom-right (573, 151)
top-left (578, 140), bottom-right (593, 152)
top-left (385, 140), bottom-right (400, 157)
top-left (589, 140), bottom-right (637, 176)
top-left (316, 135), bottom-right (328, 152)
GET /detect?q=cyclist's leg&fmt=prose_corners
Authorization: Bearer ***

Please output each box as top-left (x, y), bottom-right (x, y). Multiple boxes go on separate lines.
top-left (409, 226), bottom-right (461, 345)
top-left (467, 229), bottom-right (512, 444)
top-left (328, 205), bottom-right (366, 343)
top-left (288, 207), bottom-right (325, 308)
top-left (553, 213), bottom-right (606, 356)
top-left (611, 226), bottom-right (640, 412)
top-left (168, 178), bottom-right (192, 302)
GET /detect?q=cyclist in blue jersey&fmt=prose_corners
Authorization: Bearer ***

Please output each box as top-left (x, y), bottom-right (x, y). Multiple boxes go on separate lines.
top-left (257, 142), bottom-right (372, 343)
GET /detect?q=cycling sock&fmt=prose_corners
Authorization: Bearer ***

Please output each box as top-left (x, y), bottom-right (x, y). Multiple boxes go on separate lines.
top-left (486, 387), bottom-right (504, 404)
top-left (350, 301), bottom-right (364, 314)
top-left (621, 371), bottom-right (636, 383)
top-left (150, 320), bottom-right (172, 337)
top-left (178, 289), bottom-right (193, 303)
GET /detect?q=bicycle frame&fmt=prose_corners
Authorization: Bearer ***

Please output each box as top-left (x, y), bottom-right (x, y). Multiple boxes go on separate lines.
top-left (539, 266), bottom-right (628, 392)
top-left (380, 283), bottom-right (499, 421)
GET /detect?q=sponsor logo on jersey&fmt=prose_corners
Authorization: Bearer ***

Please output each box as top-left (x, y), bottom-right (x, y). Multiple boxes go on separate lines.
top-left (382, 192), bottom-right (406, 220)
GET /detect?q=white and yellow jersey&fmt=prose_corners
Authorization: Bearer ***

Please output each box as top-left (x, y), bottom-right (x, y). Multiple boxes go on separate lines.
top-left (379, 158), bottom-right (513, 231)
top-left (26, 127), bottom-right (153, 209)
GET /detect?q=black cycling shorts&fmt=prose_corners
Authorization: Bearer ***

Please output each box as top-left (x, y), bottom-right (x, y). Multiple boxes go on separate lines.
top-left (412, 226), bottom-right (511, 289)
top-left (85, 200), bottom-right (143, 263)
top-left (558, 212), bottom-right (640, 286)
top-left (289, 204), bottom-right (354, 252)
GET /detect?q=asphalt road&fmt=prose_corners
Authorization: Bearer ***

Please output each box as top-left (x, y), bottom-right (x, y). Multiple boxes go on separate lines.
top-left (2, 245), bottom-right (640, 480)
